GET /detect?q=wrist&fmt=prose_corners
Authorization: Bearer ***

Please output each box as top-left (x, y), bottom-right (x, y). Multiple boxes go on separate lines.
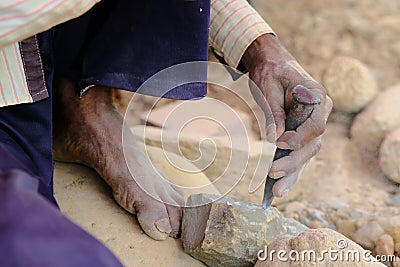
top-left (242, 33), bottom-right (280, 71)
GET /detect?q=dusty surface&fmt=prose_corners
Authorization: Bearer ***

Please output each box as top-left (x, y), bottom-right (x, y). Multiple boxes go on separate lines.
top-left (54, 1), bottom-right (400, 267)
top-left (54, 163), bottom-right (206, 267)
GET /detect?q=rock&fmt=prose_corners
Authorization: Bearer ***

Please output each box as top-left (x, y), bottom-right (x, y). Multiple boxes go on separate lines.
top-left (335, 219), bottom-right (357, 238)
top-left (359, 222), bottom-right (386, 246)
top-left (284, 201), bottom-right (307, 213)
top-left (255, 228), bottom-right (385, 267)
top-left (387, 194), bottom-right (400, 206)
top-left (379, 127), bottom-right (400, 183)
top-left (375, 216), bottom-right (400, 254)
top-left (322, 56), bottom-right (378, 113)
top-left (374, 234), bottom-right (394, 257)
top-left (132, 125), bottom-right (276, 204)
top-left (140, 99), bottom-right (256, 140)
top-left (308, 220), bottom-right (329, 229)
top-left (350, 84), bottom-right (400, 156)
top-left (182, 194), bottom-right (308, 267)
top-left (394, 258), bottom-right (400, 267)
top-left (352, 221), bottom-right (385, 250)
top-left (144, 146), bottom-right (220, 200)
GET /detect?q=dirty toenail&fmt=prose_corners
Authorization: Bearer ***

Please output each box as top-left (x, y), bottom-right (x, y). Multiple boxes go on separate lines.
top-left (155, 218), bottom-right (172, 234)
top-left (169, 230), bottom-right (181, 239)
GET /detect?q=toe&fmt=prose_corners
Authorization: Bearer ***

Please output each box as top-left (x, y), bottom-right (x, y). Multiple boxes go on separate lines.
top-left (136, 200), bottom-right (172, 241)
top-left (165, 202), bottom-right (182, 238)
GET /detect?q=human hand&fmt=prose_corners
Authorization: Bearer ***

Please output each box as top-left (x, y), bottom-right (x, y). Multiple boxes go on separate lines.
top-left (242, 34), bottom-right (332, 197)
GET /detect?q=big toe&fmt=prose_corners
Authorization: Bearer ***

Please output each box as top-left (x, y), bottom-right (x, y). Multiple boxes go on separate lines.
top-left (136, 201), bottom-right (172, 241)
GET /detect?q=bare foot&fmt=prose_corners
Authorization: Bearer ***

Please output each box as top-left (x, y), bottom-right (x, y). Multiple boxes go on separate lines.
top-left (53, 80), bottom-right (183, 240)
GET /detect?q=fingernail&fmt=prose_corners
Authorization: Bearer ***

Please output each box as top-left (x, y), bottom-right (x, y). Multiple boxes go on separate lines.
top-left (278, 140), bottom-right (301, 150)
top-left (291, 142), bottom-right (301, 150)
top-left (280, 189), bottom-right (290, 198)
top-left (270, 171), bottom-right (286, 179)
top-left (276, 141), bottom-right (291, 150)
top-left (155, 218), bottom-right (172, 234)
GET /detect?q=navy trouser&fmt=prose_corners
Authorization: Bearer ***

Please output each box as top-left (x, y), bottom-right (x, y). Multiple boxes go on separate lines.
top-left (0, 0), bottom-right (210, 266)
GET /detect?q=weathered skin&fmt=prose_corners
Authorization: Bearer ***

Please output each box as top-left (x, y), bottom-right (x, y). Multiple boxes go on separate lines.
top-left (52, 80), bottom-right (184, 240)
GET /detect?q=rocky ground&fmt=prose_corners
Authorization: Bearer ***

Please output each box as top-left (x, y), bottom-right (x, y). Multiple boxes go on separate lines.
top-left (54, 1), bottom-right (400, 266)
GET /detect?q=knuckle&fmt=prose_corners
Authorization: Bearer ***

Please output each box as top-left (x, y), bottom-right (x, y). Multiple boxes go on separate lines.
top-left (311, 140), bottom-right (322, 157)
top-left (311, 117), bottom-right (326, 136)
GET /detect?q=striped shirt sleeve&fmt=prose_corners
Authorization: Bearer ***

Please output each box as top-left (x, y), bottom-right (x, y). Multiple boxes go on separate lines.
top-left (0, 0), bottom-right (100, 49)
top-left (209, 0), bottom-right (275, 68)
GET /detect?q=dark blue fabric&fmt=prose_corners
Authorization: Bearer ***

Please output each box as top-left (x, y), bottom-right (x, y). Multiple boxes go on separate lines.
top-left (53, 0), bottom-right (210, 99)
top-left (0, 31), bottom-right (54, 200)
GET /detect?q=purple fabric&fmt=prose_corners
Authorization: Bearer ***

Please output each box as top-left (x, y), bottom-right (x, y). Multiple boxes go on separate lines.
top-left (0, 169), bottom-right (122, 267)
top-left (0, 30), bottom-right (123, 266)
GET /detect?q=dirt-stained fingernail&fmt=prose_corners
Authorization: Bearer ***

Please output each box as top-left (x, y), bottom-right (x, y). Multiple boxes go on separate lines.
top-left (169, 230), bottom-right (181, 239)
top-left (270, 171), bottom-right (286, 179)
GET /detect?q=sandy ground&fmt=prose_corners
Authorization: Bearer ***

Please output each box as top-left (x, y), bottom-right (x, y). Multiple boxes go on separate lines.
top-left (54, 163), bottom-right (206, 267)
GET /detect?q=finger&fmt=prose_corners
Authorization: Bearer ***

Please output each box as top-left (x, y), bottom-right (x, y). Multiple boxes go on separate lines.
top-left (269, 137), bottom-right (322, 178)
top-left (278, 95), bottom-right (332, 149)
top-left (248, 78), bottom-right (277, 142)
top-left (263, 82), bottom-right (286, 140)
top-left (272, 166), bottom-right (305, 197)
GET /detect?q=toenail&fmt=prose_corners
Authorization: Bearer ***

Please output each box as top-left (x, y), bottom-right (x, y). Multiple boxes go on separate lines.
top-left (155, 218), bottom-right (172, 234)
top-left (169, 230), bottom-right (181, 239)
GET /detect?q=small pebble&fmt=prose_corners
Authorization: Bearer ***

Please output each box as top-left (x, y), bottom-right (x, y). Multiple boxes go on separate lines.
top-left (375, 234), bottom-right (394, 257)
top-left (352, 221), bottom-right (384, 250)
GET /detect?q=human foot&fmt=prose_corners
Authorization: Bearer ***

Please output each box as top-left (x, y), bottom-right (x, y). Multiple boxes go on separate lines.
top-left (53, 80), bottom-right (184, 240)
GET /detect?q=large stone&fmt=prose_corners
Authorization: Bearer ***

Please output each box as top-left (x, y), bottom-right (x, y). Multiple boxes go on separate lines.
top-left (182, 194), bottom-right (308, 267)
top-left (350, 84), bottom-right (400, 156)
top-left (379, 127), bottom-right (400, 183)
top-left (322, 56), bottom-right (378, 113)
top-left (142, 145), bottom-right (220, 200)
top-left (132, 125), bottom-right (276, 204)
top-left (254, 228), bottom-right (385, 267)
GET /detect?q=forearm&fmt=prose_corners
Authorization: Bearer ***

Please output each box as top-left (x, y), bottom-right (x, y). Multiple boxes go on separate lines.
top-left (209, 0), bottom-right (275, 68)
top-left (0, 0), bottom-right (100, 49)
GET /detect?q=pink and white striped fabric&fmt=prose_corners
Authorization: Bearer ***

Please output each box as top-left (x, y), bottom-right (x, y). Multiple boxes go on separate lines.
top-left (209, 0), bottom-right (274, 68)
